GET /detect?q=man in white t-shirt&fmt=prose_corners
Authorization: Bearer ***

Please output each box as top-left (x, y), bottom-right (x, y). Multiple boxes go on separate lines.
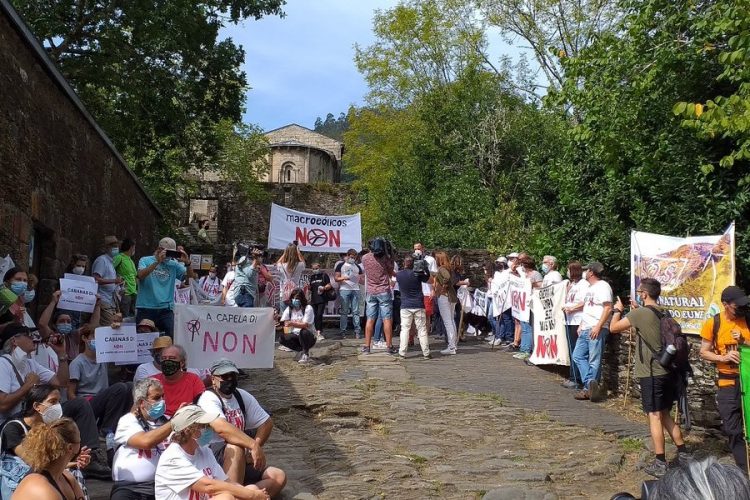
top-left (155, 404), bottom-right (269, 500)
top-left (197, 359), bottom-right (286, 496)
top-left (335, 248), bottom-right (363, 338)
top-left (413, 242), bottom-right (438, 335)
top-left (542, 255), bottom-right (563, 286)
top-left (572, 262), bottom-right (613, 402)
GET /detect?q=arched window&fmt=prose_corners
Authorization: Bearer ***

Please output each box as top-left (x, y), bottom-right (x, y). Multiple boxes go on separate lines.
top-left (286, 169), bottom-right (291, 182)
top-left (280, 162), bottom-right (295, 183)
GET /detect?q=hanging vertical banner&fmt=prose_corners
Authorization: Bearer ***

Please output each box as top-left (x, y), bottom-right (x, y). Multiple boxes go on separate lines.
top-left (173, 305), bottom-right (275, 369)
top-left (528, 281), bottom-right (569, 366)
top-left (509, 275), bottom-right (532, 322)
top-left (631, 222), bottom-right (735, 334)
top-left (267, 203), bottom-right (362, 253)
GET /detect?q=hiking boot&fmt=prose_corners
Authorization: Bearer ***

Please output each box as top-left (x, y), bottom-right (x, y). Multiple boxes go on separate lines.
top-left (83, 448), bottom-right (112, 480)
top-left (561, 380), bottom-right (579, 389)
top-left (574, 389), bottom-right (590, 400)
top-left (589, 380), bottom-right (605, 402)
top-left (644, 459), bottom-right (668, 478)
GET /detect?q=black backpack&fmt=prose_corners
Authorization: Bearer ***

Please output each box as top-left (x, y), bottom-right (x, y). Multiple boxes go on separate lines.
top-left (639, 306), bottom-right (691, 372)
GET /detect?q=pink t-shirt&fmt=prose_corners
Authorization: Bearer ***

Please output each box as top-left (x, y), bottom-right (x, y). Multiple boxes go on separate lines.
top-left (361, 253), bottom-right (394, 295)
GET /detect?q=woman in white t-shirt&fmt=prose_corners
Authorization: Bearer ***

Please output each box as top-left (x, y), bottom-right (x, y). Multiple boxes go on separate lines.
top-left (110, 378), bottom-right (172, 500)
top-left (275, 243), bottom-right (306, 310)
top-left (279, 289), bottom-right (316, 364)
top-left (561, 261), bottom-right (589, 389)
top-left (154, 405), bottom-right (269, 500)
top-left (221, 262), bottom-right (237, 307)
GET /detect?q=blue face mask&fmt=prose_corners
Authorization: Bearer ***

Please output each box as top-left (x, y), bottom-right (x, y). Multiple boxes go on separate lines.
top-left (57, 323), bottom-right (73, 335)
top-left (110, 248), bottom-right (120, 257)
top-left (10, 281), bottom-right (27, 296)
top-left (23, 290), bottom-right (35, 303)
top-left (541, 264), bottom-right (550, 274)
top-left (147, 399), bottom-right (166, 420)
top-left (292, 299), bottom-right (301, 309)
top-left (636, 294), bottom-right (644, 306)
top-left (87, 340), bottom-right (96, 351)
top-left (197, 427), bottom-right (214, 447)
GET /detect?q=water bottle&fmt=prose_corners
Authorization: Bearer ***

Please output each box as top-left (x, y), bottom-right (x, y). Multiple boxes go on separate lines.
top-left (658, 344), bottom-right (677, 368)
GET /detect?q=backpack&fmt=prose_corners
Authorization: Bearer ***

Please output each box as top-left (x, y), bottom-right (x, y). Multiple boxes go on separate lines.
top-left (640, 306), bottom-right (691, 372)
top-left (0, 420), bottom-right (31, 498)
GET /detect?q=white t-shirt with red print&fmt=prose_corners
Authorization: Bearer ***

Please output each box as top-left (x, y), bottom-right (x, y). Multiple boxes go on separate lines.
top-left (580, 279), bottom-right (613, 329)
top-left (197, 389), bottom-right (270, 446)
top-left (155, 442), bottom-right (227, 500)
top-left (112, 412), bottom-right (168, 482)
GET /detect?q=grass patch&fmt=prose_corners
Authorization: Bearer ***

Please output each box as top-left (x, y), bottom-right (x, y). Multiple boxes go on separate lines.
top-left (620, 437), bottom-right (645, 453)
top-left (406, 453), bottom-right (428, 465)
top-left (475, 393), bottom-right (506, 405)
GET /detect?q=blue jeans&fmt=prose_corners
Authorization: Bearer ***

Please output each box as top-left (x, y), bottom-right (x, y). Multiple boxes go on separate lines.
top-left (374, 316), bottom-right (384, 342)
top-left (366, 292), bottom-right (393, 320)
top-left (136, 308), bottom-right (175, 339)
top-left (235, 288), bottom-right (255, 308)
top-left (572, 328), bottom-right (609, 389)
top-left (566, 324), bottom-right (582, 384)
top-left (500, 309), bottom-right (514, 342)
top-left (339, 289), bottom-right (361, 334)
top-left (520, 321), bottom-right (533, 353)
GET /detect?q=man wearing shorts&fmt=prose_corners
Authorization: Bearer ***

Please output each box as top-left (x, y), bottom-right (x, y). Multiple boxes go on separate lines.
top-left (610, 278), bottom-right (689, 477)
top-left (361, 243), bottom-right (396, 354)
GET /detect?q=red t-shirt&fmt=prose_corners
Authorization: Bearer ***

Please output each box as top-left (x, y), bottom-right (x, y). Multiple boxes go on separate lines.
top-left (361, 253), bottom-right (393, 295)
top-left (154, 372), bottom-right (205, 417)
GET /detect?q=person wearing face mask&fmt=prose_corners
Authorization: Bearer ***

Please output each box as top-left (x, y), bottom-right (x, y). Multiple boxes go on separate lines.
top-left (541, 255), bottom-right (563, 286)
top-left (38, 290), bottom-right (103, 365)
top-left (22, 273), bottom-right (37, 306)
top-left (11, 418), bottom-right (86, 500)
top-left (279, 289), bottom-right (317, 364)
top-left (68, 328), bottom-right (134, 433)
top-left (133, 334), bottom-right (209, 385)
top-left (153, 345), bottom-right (205, 418)
top-left (199, 266), bottom-right (223, 301)
top-left (58, 255), bottom-right (90, 331)
top-left (308, 263), bottom-right (333, 341)
top-left (197, 359), bottom-right (286, 495)
top-left (334, 249), bottom-right (363, 339)
top-left (561, 261), bottom-right (589, 391)
top-left (1, 268), bottom-right (30, 325)
top-left (110, 378), bottom-right (173, 500)
top-left (0, 325), bottom-right (111, 480)
top-left (233, 245), bottom-right (273, 309)
top-left (92, 235), bottom-right (124, 326)
top-left (155, 404), bottom-right (270, 500)
top-left (114, 238), bottom-right (138, 318)
top-left (222, 261), bottom-right (238, 307)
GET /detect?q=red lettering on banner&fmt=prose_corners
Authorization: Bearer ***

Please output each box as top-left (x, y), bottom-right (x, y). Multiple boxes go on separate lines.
top-left (204, 331), bottom-right (218, 352)
top-left (223, 331), bottom-right (238, 352)
top-left (243, 334), bottom-right (256, 354)
top-left (328, 230), bottom-right (340, 247)
top-left (294, 227), bottom-right (341, 248)
top-left (204, 331), bottom-right (256, 354)
top-left (511, 291), bottom-right (527, 311)
top-left (535, 335), bottom-right (559, 359)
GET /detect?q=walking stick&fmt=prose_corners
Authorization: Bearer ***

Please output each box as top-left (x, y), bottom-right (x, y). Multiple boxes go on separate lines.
top-left (623, 327), bottom-right (634, 409)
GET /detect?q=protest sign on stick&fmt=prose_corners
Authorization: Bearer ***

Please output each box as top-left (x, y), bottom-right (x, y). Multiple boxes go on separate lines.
top-left (174, 304), bottom-right (275, 369)
top-left (509, 275), bottom-right (532, 322)
top-left (528, 281), bottom-right (570, 366)
top-left (95, 325), bottom-right (138, 363)
top-left (59, 278), bottom-right (98, 313)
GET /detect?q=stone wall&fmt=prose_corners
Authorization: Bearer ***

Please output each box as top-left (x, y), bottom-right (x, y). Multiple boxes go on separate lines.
top-left (265, 124), bottom-right (343, 160)
top-left (264, 145), bottom-right (336, 184)
top-left (0, 5), bottom-right (160, 305)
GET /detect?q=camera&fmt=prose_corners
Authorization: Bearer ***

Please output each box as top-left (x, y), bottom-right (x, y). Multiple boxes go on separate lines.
top-left (369, 237), bottom-right (396, 259)
top-left (412, 252), bottom-right (430, 279)
top-left (235, 241), bottom-right (266, 261)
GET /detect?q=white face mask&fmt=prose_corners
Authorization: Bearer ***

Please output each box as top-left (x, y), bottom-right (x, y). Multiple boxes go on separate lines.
top-left (72, 266), bottom-right (85, 275)
top-left (41, 402), bottom-right (63, 424)
top-left (11, 346), bottom-right (28, 368)
top-left (582, 271), bottom-right (589, 281)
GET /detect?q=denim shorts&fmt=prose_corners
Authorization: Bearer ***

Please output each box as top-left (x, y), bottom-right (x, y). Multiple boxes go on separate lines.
top-left (366, 292), bottom-right (393, 320)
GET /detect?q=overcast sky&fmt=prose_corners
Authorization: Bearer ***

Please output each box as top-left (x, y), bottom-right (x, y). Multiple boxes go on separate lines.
top-left (221, 0), bottom-right (535, 132)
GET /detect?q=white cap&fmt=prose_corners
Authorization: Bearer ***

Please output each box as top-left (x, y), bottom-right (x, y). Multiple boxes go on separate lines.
top-left (158, 237), bottom-right (177, 251)
top-left (507, 252), bottom-right (519, 259)
top-left (496, 256), bottom-right (507, 263)
top-left (170, 404), bottom-right (220, 432)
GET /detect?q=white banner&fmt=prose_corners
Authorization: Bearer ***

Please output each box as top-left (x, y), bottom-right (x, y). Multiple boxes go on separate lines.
top-left (528, 281), bottom-right (570, 366)
top-left (59, 278), bottom-right (98, 313)
top-left (174, 305), bottom-right (275, 369)
top-left (509, 275), bottom-right (532, 322)
top-left (95, 325), bottom-right (138, 363)
top-left (492, 281), bottom-right (511, 317)
top-left (267, 203), bottom-right (362, 253)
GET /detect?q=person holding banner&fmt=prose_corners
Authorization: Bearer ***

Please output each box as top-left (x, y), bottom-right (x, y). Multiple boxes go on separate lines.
top-left (699, 286), bottom-right (750, 472)
top-left (136, 237), bottom-right (194, 339)
top-left (572, 262), bottom-right (612, 402)
top-left (561, 261), bottom-right (588, 390)
top-left (38, 290), bottom-right (102, 366)
top-left (279, 289), bottom-right (317, 364)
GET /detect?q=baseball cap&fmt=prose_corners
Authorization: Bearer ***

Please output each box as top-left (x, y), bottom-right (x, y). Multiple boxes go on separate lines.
top-left (158, 237), bottom-right (177, 251)
top-left (721, 286), bottom-right (749, 306)
top-left (210, 358), bottom-right (239, 376)
top-left (103, 235), bottom-right (120, 247)
top-left (507, 252), bottom-right (519, 259)
top-left (0, 323), bottom-right (38, 346)
top-left (137, 319), bottom-right (158, 332)
top-left (496, 256), bottom-right (508, 263)
top-left (582, 262), bottom-right (604, 275)
top-left (152, 336), bottom-right (173, 350)
top-left (170, 404), bottom-right (220, 432)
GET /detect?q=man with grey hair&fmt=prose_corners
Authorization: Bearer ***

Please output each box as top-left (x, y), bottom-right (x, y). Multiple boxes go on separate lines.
top-left (153, 344), bottom-right (205, 418)
top-left (542, 255), bottom-right (563, 286)
top-left (136, 236), bottom-right (195, 338)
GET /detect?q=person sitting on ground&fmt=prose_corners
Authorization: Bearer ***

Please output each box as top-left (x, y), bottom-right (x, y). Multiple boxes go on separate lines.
top-left (152, 345), bottom-right (205, 418)
top-left (396, 256), bottom-right (431, 359)
top-left (11, 418), bottom-right (86, 500)
top-left (155, 404), bottom-right (270, 500)
top-left (136, 237), bottom-right (194, 338)
top-left (197, 359), bottom-right (286, 495)
top-left (133, 335), bottom-right (209, 386)
top-left (1, 268), bottom-right (31, 326)
top-left (279, 289), bottom-right (316, 364)
top-left (110, 378), bottom-right (173, 500)
top-left (0, 385), bottom-right (91, 476)
top-left (610, 278), bottom-right (689, 478)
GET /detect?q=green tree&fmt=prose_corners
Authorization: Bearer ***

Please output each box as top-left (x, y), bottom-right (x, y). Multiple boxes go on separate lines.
top-left (14, 0), bottom-right (285, 221)
top-left (313, 112), bottom-right (349, 141)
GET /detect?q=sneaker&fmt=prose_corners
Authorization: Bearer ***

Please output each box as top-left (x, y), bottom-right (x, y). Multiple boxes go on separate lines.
top-left (644, 459), bottom-right (668, 478)
top-left (83, 448), bottom-right (112, 480)
top-left (491, 338), bottom-right (504, 346)
top-left (373, 340), bottom-right (387, 350)
top-left (486, 335), bottom-right (496, 343)
top-left (574, 389), bottom-right (590, 400)
top-left (398, 352), bottom-right (407, 359)
top-left (278, 345), bottom-right (293, 352)
top-left (361, 346), bottom-right (371, 354)
top-left (339, 331), bottom-right (347, 338)
top-left (423, 353), bottom-right (432, 360)
top-left (298, 354), bottom-right (310, 364)
top-left (513, 352), bottom-right (530, 360)
top-left (440, 347), bottom-right (457, 355)
top-left (503, 344), bottom-right (520, 352)
top-left (316, 333), bottom-right (325, 341)
top-left (387, 346), bottom-right (398, 355)
top-left (589, 380), bottom-right (605, 403)
top-left (561, 380), bottom-right (579, 389)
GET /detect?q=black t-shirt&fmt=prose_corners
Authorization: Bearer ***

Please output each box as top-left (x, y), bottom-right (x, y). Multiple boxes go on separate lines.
top-left (308, 272), bottom-right (331, 305)
top-left (1, 418), bottom-right (29, 456)
top-left (396, 269), bottom-right (428, 309)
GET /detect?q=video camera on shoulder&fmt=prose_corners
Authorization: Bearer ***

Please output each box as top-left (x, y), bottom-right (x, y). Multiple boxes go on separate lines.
top-left (369, 237), bottom-right (395, 259)
top-left (235, 241), bottom-right (266, 261)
